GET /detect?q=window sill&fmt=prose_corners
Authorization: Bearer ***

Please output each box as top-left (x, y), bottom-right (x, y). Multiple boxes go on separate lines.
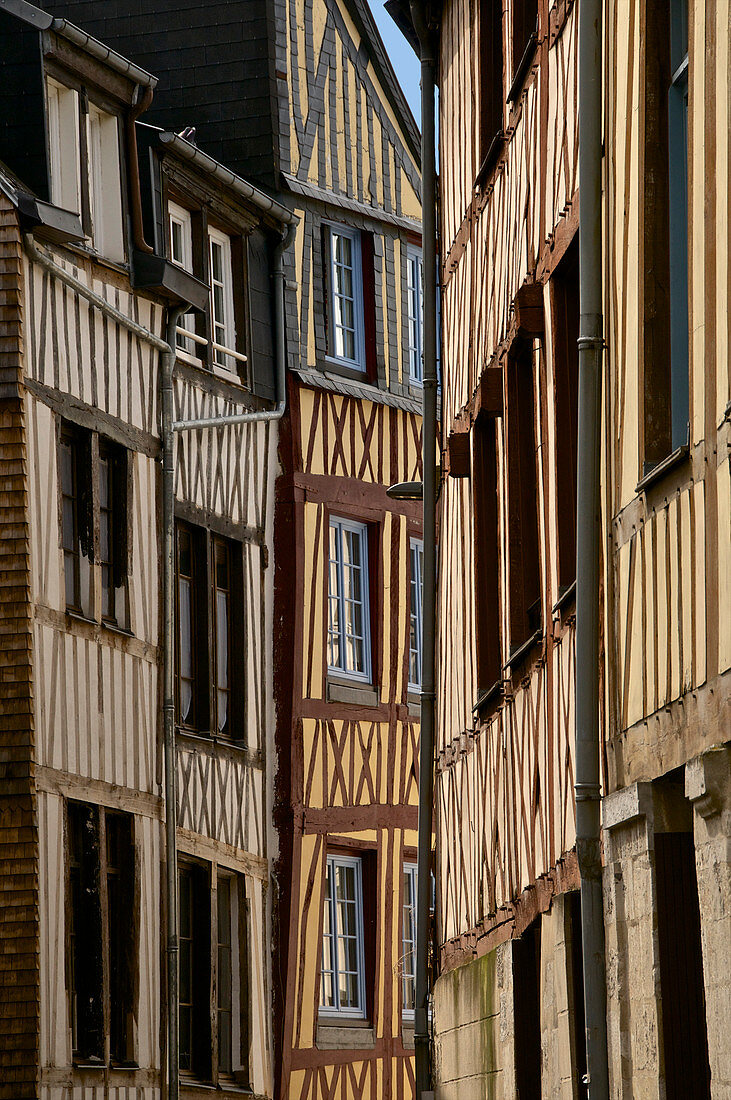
top-left (65, 608), bottom-right (97, 627)
top-left (326, 678), bottom-right (380, 707)
top-left (472, 679), bottom-right (503, 719)
top-left (508, 32), bottom-right (539, 103)
top-left (401, 1020), bottom-right (415, 1049)
top-left (475, 131), bottom-right (506, 190)
top-left (179, 1080), bottom-right (254, 1097)
top-left (323, 356), bottom-right (368, 381)
top-left (101, 619), bottom-right (133, 638)
top-left (552, 579), bottom-right (576, 616)
top-left (504, 629), bottom-right (543, 671)
top-left (316, 1021), bottom-right (375, 1050)
top-left (407, 691), bottom-right (421, 717)
top-left (636, 443), bottom-right (690, 494)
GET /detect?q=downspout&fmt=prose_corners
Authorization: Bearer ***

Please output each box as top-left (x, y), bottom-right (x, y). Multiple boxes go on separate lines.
top-left (575, 0), bottom-right (609, 1096)
top-left (128, 86), bottom-right (155, 254)
top-left (408, 4), bottom-right (438, 1097)
top-left (24, 221), bottom-right (295, 1097)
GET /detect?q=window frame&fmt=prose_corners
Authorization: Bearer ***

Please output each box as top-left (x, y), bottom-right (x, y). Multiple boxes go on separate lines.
top-left (327, 517), bottom-right (372, 683)
top-left (408, 539), bottom-right (424, 691)
top-left (178, 860), bottom-right (249, 1086)
top-left (208, 224), bottom-right (239, 372)
top-left (46, 76), bottom-right (81, 215)
top-left (325, 222), bottom-right (366, 372)
top-left (65, 801), bottom-right (136, 1067)
top-left (642, 0), bottom-right (690, 471)
top-left (59, 422), bottom-right (128, 628)
top-left (174, 520), bottom-right (244, 740)
top-left (406, 246), bottom-right (424, 385)
top-left (44, 72), bottom-right (126, 262)
top-left (401, 863), bottom-right (418, 1020)
top-left (320, 853), bottom-right (367, 1019)
top-left (164, 190), bottom-right (250, 381)
top-left (505, 341), bottom-right (542, 656)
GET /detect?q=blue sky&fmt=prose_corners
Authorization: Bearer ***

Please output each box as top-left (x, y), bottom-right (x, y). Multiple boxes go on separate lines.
top-left (368, 0), bottom-right (422, 126)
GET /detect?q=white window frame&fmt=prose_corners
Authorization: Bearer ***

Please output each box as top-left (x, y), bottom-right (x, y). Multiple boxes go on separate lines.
top-left (46, 77), bottom-right (81, 215)
top-left (402, 863), bottom-right (417, 1020)
top-left (326, 223), bottom-right (366, 372)
top-left (216, 872), bottom-right (243, 1078)
top-left (409, 539), bottom-right (424, 691)
top-left (320, 854), bottom-right (366, 1019)
top-left (169, 203), bottom-right (200, 361)
top-left (406, 246), bottom-right (424, 384)
top-left (328, 517), bottom-right (372, 683)
top-left (208, 226), bottom-right (238, 371)
top-left (86, 102), bottom-right (125, 262)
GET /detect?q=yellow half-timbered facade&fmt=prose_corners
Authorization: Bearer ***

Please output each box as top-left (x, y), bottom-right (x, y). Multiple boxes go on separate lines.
top-left (272, 2), bottom-right (424, 1098)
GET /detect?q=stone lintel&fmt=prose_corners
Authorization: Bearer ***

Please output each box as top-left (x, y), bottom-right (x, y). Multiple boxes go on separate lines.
top-left (685, 745), bottom-right (731, 819)
top-left (602, 781), bottom-right (654, 831)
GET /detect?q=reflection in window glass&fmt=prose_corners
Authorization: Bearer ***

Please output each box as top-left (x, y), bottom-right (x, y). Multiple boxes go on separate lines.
top-left (402, 865), bottom-right (417, 1017)
top-left (328, 519), bottom-right (370, 681)
top-left (409, 540), bottom-right (424, 689)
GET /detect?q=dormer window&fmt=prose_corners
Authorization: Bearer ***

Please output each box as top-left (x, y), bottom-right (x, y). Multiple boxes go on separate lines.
top-left (45, 76), bottom-right (125, 263)
top-left (208, 227), bottom-right (237, 370)
top-left (47, 78), bottom-right (81, 215)
top-left (86, 103), bottom-right (125, 262)
top-left (166, 197), bottom-right (247, 379)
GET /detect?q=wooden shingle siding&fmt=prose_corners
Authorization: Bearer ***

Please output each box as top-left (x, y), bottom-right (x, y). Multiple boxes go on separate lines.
top-left (0, 195), bottom-right (40, 1099)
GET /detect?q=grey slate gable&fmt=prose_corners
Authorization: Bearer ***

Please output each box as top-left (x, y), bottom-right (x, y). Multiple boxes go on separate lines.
top-left (37, 0), bottom-right (282, 190)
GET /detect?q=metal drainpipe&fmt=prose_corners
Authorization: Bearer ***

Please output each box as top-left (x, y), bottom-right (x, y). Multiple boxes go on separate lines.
top-left (408, 4), bottom-right (438, 1097)
top-left (24, 222), bottom-right (295, 1098)
top-left (575, 0), bottom-right (609, 1096)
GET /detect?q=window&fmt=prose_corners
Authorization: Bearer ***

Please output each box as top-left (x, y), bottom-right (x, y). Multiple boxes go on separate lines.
top-left (328, 518), bottom-right (371, 682)
top-left (208, 226), bottom-right (238, 370)
top-left (402, 864), bottom-right (417, 1018)
top-left (45, 77), bottom-right (125, 261)
top-left (179, 863), bottom-right (211, 1078)
top-left (175, 522), bottom-right (243, 737)
top-left (473, 414), bottom-right (502, 695)
top-left (46, 78), bottom-right (81, 214)
top-left (179, 863), bottom-right (247, 1084)
top-left (86, 103), bottom-right (125, 262)
top-left (409, 540), bottom-right (424, 690)
top-left (325, 224), bottom-right (366, 371)
top-left (551, 240), bottom-right (579, 593)
top-left (66, 803), bottom-right (135, 1065)
top-left (59, 424), bottom-right (128, 625)
top-left (320, 855), bottom-right (365, 1017)
top-left (506, 342), bottom-right (541, 653)
top-left (478, 0), bottom-right (504, 166)
top-left (166, 200), bottom-right (249, 378)
top-left (98, 440), bottom-right (128, 626)
top-left (169, 202), bottom-right (197, 356)
top-left (406, 247), bottom-right (424, 383)
top-left (643, 0), bottom-right (689, 468)
top-left (512, 0), bottom-right (538, 83)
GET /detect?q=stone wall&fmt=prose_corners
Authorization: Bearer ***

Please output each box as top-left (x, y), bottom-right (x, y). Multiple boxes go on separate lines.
top-left (433, 895), bottom-right (586, 1100)
top-left (432, 943), bottom-right (514, 1100)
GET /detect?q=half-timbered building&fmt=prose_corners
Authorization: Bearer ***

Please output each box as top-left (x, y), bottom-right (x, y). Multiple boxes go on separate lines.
top-left (409, 0), bottom-right (586, 1095)
top-left (394, 0), bottom-right (731, 1096)
top-left (601, 1), bottom-right (731, 1095)
top-left (0, 4), bottom-right (291, 1097)
top-left (37, 1), bottom-right (425, 1098)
